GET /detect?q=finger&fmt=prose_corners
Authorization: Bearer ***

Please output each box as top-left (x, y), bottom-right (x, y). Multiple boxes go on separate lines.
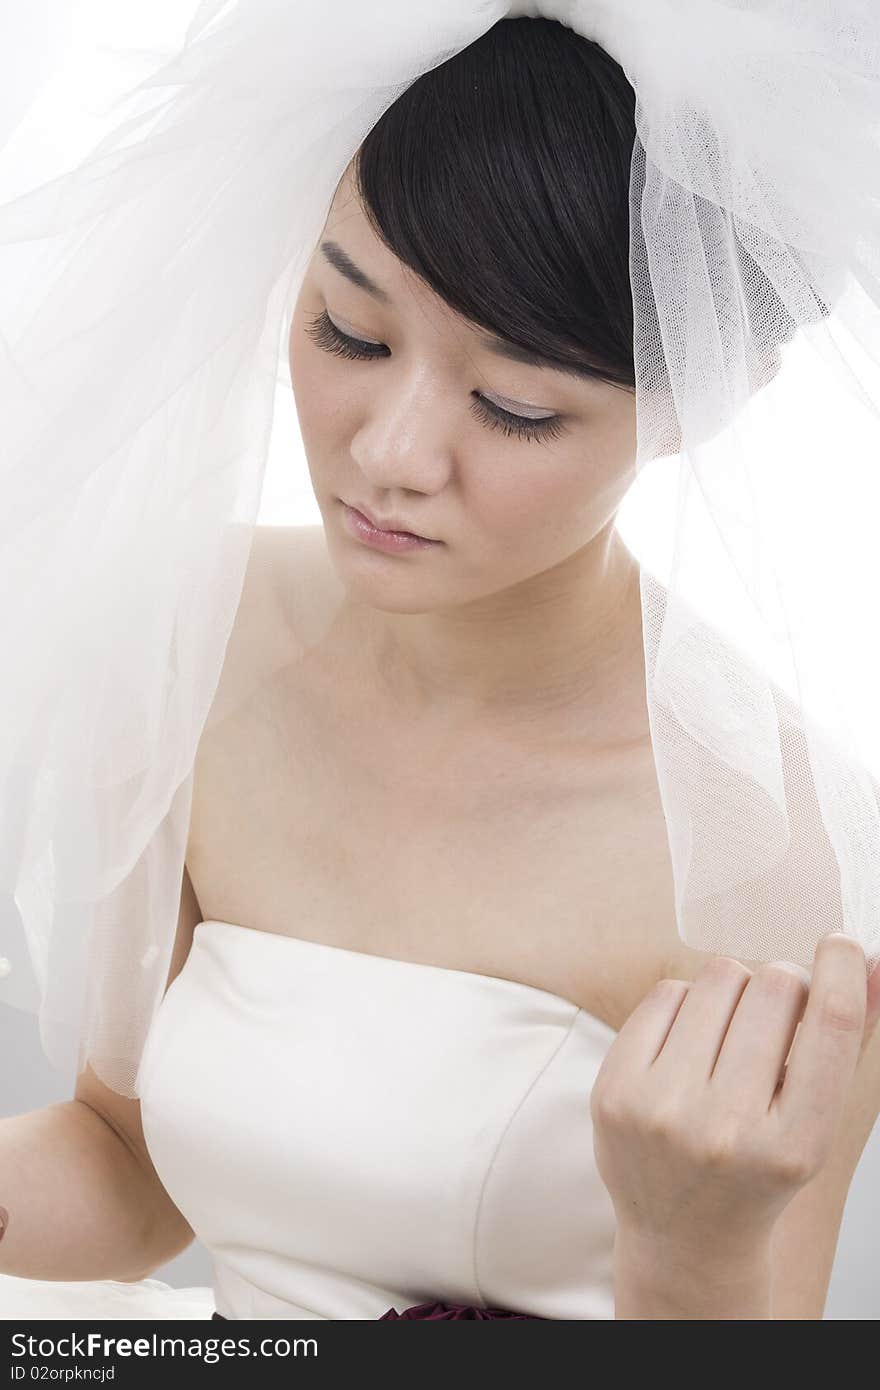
top-left (595, 977), bottom-right (691, 1085)
top-left (863, 949), bottom-right (880, 1050)
top-left (709, 961), bottom-right (810, 1103)
top-left (649, 955), bottom-right (753, 1080)
top-left (775, 933), bottom-right (867, 1136)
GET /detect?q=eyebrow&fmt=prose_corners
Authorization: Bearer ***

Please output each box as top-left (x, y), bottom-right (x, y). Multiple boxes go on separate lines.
top-left (319, 239), bottom-right (607, 385)
top-left (321, 240), bottom-right (392, 305)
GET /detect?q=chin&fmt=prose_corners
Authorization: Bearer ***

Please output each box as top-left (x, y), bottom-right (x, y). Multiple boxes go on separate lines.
top-left (339, 573), bottom-right (437, 616)
top-left (335, 558), bottom-right (457, 617)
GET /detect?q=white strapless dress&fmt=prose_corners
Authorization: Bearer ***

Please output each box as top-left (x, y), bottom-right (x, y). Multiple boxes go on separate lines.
top-left (0, 919), bottom-right (619, 1320)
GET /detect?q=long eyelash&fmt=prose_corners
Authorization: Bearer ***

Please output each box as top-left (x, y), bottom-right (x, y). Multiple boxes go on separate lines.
top-left (305, 309), bottom-right (387, 360)
top-left (469, 396), bottom-right (566, 444)
top-left (305, 308), bottom-right (566, 443)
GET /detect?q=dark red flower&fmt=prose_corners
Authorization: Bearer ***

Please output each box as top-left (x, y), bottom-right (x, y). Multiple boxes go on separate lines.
top-left (378, 1300), bottom-right (541, 1320)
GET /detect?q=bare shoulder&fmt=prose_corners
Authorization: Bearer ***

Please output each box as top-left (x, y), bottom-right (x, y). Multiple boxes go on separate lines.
top-left (186, 522), bottom-right (340, 904)
top-left (202, 522), bottom-right (340, 734)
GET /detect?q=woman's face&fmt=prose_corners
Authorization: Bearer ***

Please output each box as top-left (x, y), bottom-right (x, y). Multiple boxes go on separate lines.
top-left (289, 167), bottom-right (638, 613)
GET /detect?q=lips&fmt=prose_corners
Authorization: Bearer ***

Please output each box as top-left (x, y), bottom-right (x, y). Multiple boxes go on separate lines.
top-left (347, 500), bottom-right (433, 541)
top-left (340, 501), bottom-right (440, 553)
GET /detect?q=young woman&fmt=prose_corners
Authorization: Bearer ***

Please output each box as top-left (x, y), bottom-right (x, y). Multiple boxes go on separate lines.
top-left (1, 16), bottom-right (878, 1323)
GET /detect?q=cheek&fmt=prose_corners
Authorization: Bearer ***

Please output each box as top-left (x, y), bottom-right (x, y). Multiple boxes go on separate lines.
top-left (469, 450), bottom-right (601, 541)
top-left (289, 333), bottom-right (345, 449)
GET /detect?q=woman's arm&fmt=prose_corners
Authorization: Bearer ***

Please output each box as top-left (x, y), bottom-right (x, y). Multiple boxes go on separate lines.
top-left (613, 1228), bottom-right (772, 1319)
top-left (0, 863), bottom-right (203, 1282)
top-left (766, 1005), bottom-right (880, 1319)
top-left (0, 1099), bottom-right (193, 1282)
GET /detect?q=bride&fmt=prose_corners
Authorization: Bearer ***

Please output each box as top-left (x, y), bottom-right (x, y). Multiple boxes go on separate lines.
top-left (1, 12), bottom-right (879, 1322)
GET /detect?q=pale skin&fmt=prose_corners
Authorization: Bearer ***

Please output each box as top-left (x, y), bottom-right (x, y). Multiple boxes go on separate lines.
top-left (5, 163), bottom-right (877, 1317)
top-left (291, 166), bottom-right (649, 742)
top-left (595, 938), bottom-right (878, 1317)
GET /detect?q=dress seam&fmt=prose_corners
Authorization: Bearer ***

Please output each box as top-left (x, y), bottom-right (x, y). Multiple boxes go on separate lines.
top-left (470, 1008), bottom-right (582, 1305)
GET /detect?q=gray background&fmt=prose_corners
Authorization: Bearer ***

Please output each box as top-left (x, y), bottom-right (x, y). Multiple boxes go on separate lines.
top-left (3, 1000), bottom-right (878, 1318)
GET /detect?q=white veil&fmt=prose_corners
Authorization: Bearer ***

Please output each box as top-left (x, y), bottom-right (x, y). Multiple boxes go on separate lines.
top-left (1, 0), bottom-right (879, 1098)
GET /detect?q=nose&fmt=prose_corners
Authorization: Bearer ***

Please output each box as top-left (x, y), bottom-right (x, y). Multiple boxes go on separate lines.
top-left (349, 370), bottom-right (453, 496)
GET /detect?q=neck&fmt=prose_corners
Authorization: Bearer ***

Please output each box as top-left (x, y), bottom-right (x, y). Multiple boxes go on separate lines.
top-left (352, 526), bottom-right (648, 742)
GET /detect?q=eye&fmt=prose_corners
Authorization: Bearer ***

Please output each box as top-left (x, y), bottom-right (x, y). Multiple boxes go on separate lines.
top-left (304, 309), bottom-right (567, 445)
top-left (305, 308), bottom-right (387, 361)
top-left (468, 396), bottom-right (566, 444)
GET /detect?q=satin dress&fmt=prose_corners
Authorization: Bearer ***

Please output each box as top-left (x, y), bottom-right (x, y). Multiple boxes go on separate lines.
top-left (0, 919), bottom-right (619, 1320)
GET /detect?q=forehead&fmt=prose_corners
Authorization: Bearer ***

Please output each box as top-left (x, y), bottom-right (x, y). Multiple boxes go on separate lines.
top-left (319, 165), bottom-right (470, 332)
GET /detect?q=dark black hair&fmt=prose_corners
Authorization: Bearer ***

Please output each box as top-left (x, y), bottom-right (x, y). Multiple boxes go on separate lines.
top-left (353, 17), bottom-right (838, 418)
top-left (354, 17), bottom-right (638, 395)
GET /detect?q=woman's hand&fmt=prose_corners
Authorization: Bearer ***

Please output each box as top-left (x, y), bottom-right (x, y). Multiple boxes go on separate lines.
top-left (591, 931), bottom-right (877, 1274)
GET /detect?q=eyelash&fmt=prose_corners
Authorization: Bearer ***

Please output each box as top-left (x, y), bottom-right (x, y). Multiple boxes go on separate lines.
top-left (304, 309), bottom-right (566, 445)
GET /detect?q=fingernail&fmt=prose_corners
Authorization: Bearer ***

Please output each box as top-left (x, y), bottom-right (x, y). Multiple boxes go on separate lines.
top-left (823, 931), bottom-right (864, 954)
top-left (0, 1206), bottom-right (8, 1242)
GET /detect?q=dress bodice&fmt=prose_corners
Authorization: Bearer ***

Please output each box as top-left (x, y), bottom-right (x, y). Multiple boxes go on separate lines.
top-left (137, 919), bottom-right (619, 1320)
